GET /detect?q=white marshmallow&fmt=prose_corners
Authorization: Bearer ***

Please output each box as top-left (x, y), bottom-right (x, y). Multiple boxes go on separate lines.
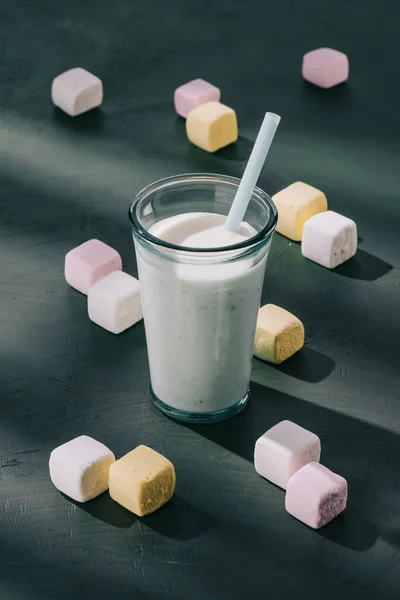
top-left (49, 435), bottom-right (115, 502)
top-left (301, 210), bottom-right (357, 269)
top-left (88, 271), bottom-right (142, 334)
top-left (51, 67), bottom-right (103, 116)
top-left (254, 420), bottom-right (321, 490)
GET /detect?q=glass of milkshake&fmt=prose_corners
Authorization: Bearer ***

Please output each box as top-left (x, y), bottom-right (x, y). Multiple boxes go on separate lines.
top-left (129, 173), bottom-right (277, 423)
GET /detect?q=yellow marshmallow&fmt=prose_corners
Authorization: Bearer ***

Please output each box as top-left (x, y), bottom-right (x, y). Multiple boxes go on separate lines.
top-left (272, 182), bottom-right (328, 241)
top-left (253, 304), bottom-right (304, 364)
top-left (109, 445), bottom-right (176, 516)
top-left (186, 101), bottom-right (238, 152)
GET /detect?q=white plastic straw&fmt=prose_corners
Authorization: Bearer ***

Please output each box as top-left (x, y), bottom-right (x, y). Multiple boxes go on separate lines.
top-left (224, 112), bottom-right (281, 232)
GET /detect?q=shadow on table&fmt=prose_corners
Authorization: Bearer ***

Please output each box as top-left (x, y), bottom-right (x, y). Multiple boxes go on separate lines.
top-left (217, 135), bottom-right (254, 162)
top-left (385, 528), bottom-right (400, 549)
top-left (301, 80), bottom-right (353, 108)
top-left (266, 346), bottom-right (335, 383)
top-left (335, 249), bottom-right (393, 281)
top-left (63, 492), bottom-right (211, 540)
top-left (52, 106), bottom-right (105, 134)
top-left (144, 495), bottom-right (213, 541)
top-left (317, 507), bottom-right (378, 552)
top-left (63, 493), bottom-right (136, 528)
top-left (184, 382), bottom-right (400, 552)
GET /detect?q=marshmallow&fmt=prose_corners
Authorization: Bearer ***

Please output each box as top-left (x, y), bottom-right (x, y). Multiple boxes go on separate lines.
top-left (301, 210), bottom-right (357, 269)
top-left (109, 445), bottom-right (176, 516)
top-left (253, 304), bottom-right (304, 364)
top-left (49, 435), bottom-right (115, 502)
top-left (302, 48), bottom-right (349, 89)
top-left (174, 79), bottom-right (221, 118)
top-left (51, 67), bottom-right (103, 117)
top-left (286, 462), bottom-right (348, 528)
top-left (186, 101), bottom-right (238, 152)
top-left (255, 420), bottom-right (321, 490)
top-left (272, 181), bottom-right (328, 241)
top-left (65, 239), bottom-right (122, 295)
top-left (88, 270), bottom-right (142, 334)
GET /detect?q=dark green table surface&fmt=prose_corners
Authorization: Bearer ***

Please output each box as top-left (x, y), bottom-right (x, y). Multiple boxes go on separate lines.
top-left (1, 1), bottom-right (399, 599)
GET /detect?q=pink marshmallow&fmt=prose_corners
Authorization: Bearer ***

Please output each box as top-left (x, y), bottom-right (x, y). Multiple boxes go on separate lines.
top-left (302, 48), bottom-right (349, 88)
top-left (174, 79), bottom-right (221, 118)
top-left (65, 239), bottom-right (122, 295)
top-left (285, 462), bottom-right (348, 529)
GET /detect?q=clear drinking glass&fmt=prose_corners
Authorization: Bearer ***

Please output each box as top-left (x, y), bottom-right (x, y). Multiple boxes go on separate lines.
top-left (129, 173), bottom-right (277, 423)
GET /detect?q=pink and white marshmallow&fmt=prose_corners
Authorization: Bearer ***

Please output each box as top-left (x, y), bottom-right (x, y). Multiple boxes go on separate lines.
top-left (52, 67), bottom-right (103, 116)
top-left (285, 462), bottom-right (348, 529)
top-left (302, 48), bottom-right (349, 88)
top-left (301, 210), bottom-right (357, 269)
top-left (174, 79), bottom-right (221, 118)
top-left (49, 435), bottom-right (115, 502)
top-left (254, 420), bottom-right (321, 490)
top-left (88, 271), bottom-right (142, 334)
top-left (65, 239), bottom-right (122, 295)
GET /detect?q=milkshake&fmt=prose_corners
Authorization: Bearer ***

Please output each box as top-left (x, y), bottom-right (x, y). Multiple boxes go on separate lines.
top-left (130, 174), bottom-right (277, 422)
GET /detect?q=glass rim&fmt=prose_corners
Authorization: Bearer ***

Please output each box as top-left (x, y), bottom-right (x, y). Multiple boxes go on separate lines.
top-left (128, 173), bottom-right (278, 254)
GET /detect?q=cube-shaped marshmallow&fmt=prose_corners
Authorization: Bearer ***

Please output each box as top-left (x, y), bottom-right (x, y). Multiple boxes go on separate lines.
top-left (174, 79), bottom-right (221, 118)
top-left (255, 420), bottom-right (320, 489)
top-left (186, 101), bottom-right (238, 153)
top-left (109, 445), bottom-right (176, 516)
top-left (65, 239), bottom-right (122, 295)
top-left (301, 210), bottom-right (357, 269)
top-left (88, 270), bottom-right (142, 334)
top-left (52, 67), bottom-right (103, 116)
top-left (302, 48), bottom-right (349, 89)
top-left (286, 462), bottom-right (348, 528)
top-left (272, 181), bottom-right (328, 241)
top-left (49, 435), bottom-right (115, 502)
top-left (253, 304), bottom-right (304, 364)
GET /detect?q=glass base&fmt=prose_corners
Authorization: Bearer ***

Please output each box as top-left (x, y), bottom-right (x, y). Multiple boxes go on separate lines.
top-left (150, 386), bottom-right (249, 424)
